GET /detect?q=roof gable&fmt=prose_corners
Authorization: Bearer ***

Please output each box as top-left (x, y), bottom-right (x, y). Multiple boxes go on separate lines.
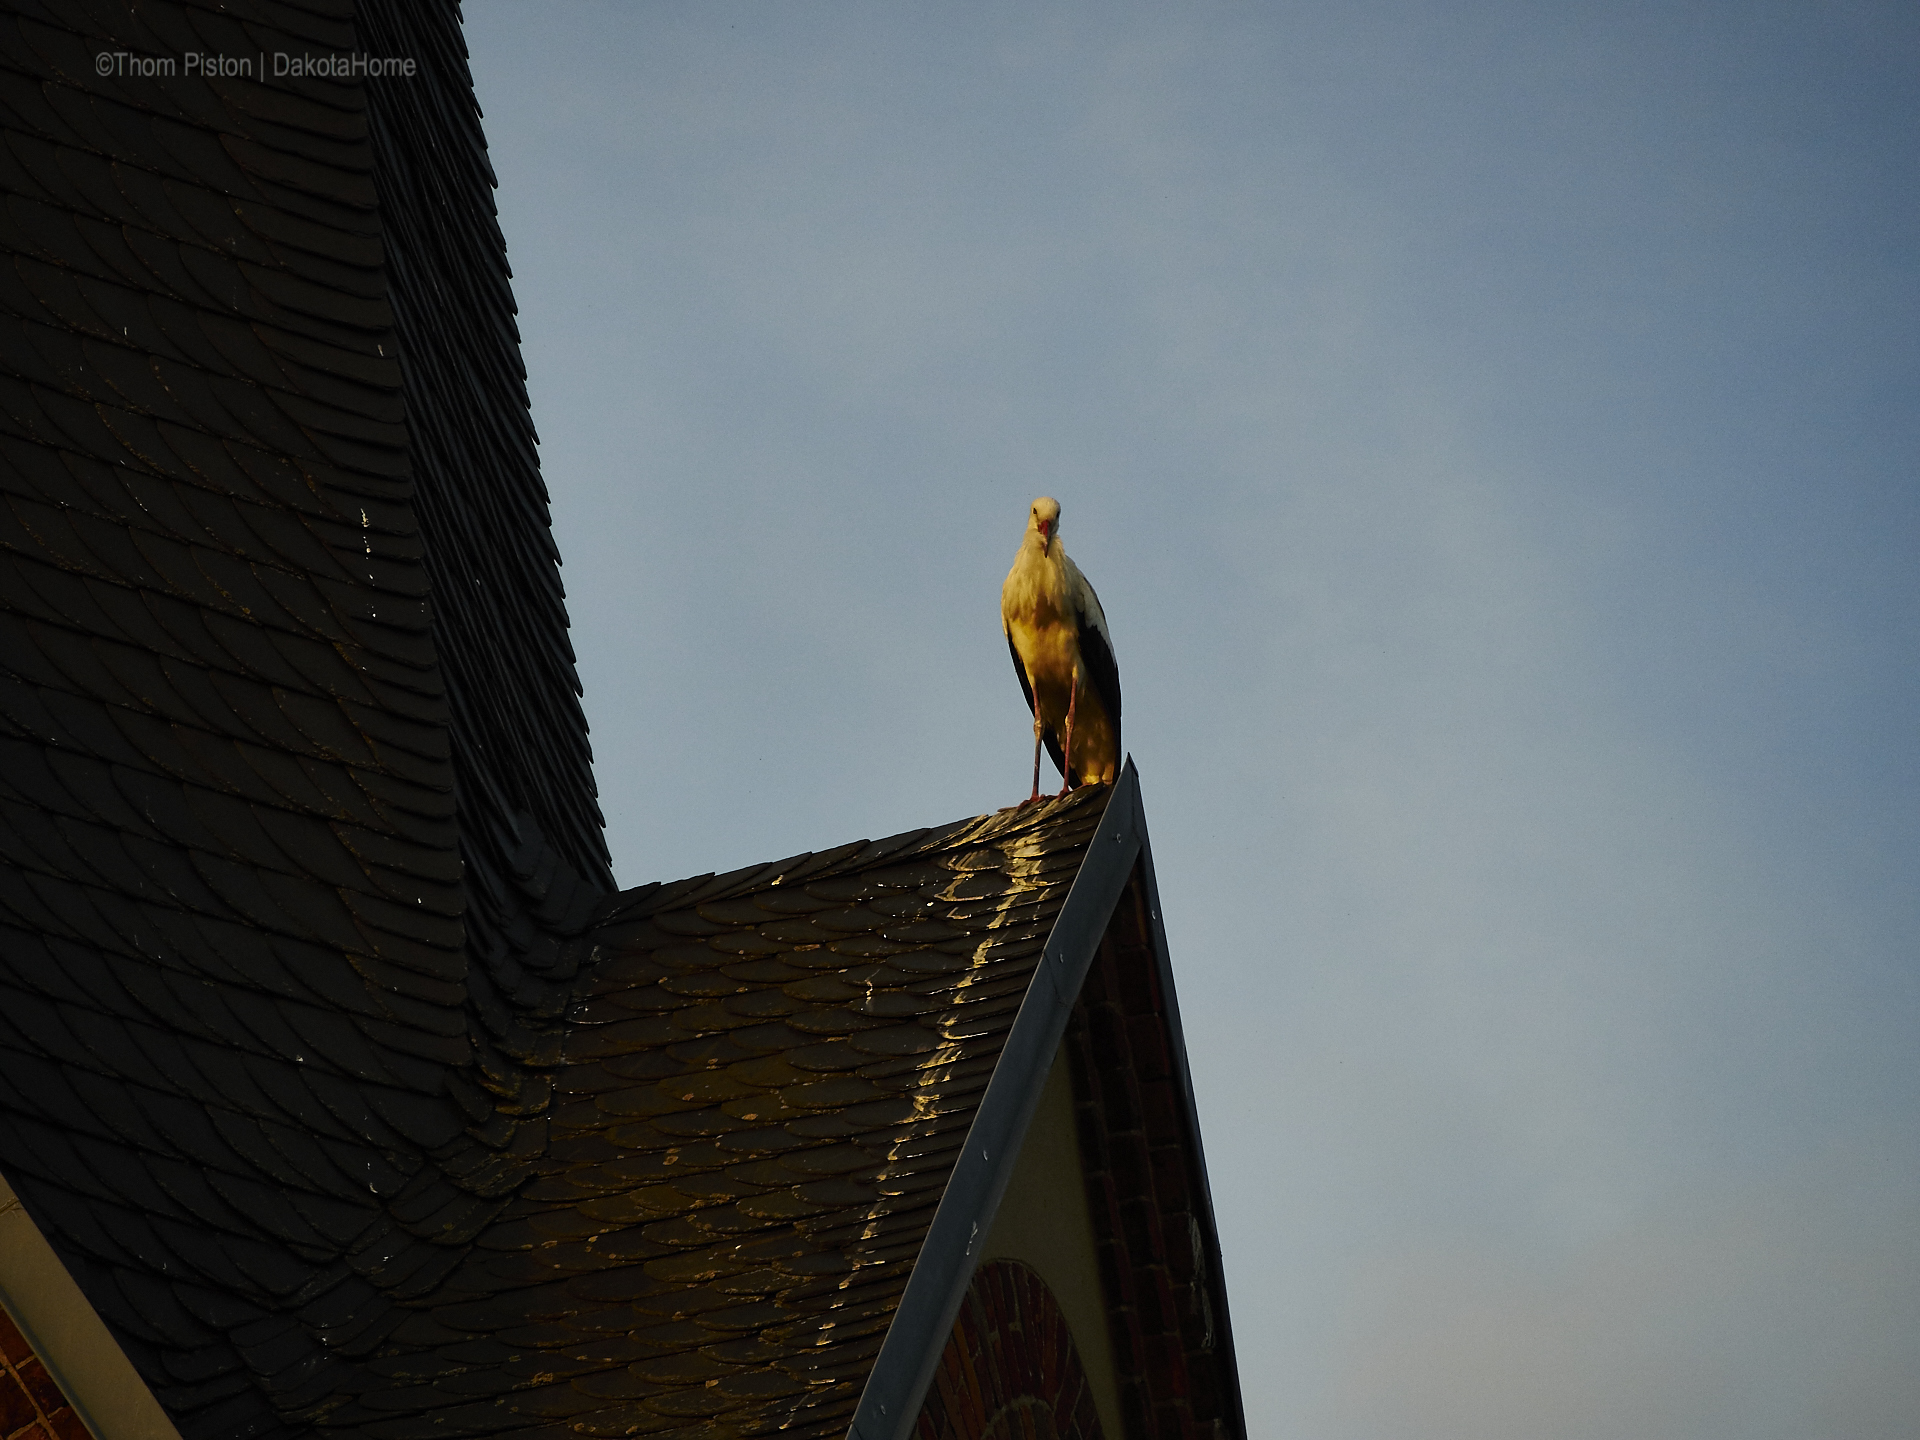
top-left (859, 768), bottom-right (1245, 1440)
top-left (967, 1046), bottom-right (1126, 1436)
top-left (336, 766), bottom-right (1244, 1440)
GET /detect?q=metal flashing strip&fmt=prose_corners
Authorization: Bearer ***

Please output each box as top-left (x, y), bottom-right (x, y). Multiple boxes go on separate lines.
top-left (848, 762), bottom-right (1146, 1440)
top-left (0, 1174), bottom-right (185, 1440)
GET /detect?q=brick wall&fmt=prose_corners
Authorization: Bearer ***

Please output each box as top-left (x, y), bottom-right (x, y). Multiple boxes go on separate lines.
top-left (1066, 875), bottom-right (1237, 1439)
top-left (915, 1259), bottom-right (1104, 1440)
top-left (0, 1310), bottom-right (90, 1440)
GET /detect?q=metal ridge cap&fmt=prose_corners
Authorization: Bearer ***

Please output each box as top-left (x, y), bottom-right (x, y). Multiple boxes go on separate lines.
top-left (846, 759), bottom-right (1145, 1440)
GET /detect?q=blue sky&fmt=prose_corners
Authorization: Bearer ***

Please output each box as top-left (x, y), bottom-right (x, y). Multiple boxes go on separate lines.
top-left (462, 5), bottom-right (1918, 1435)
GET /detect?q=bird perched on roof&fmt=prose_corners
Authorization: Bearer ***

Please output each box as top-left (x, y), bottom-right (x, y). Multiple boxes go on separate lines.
top-left (1001, 496), bottom-right (1121, 802)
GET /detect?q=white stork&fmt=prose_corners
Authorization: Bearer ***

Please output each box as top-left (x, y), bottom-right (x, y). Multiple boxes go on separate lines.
top-left (1001, 497), bottom-right (1121, 801)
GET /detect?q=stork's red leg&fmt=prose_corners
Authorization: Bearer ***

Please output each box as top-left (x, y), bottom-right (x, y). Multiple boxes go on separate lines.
top-left (1027, 710), bottom-right (1044, 805)
top-left (1057, 674), bottom-right (1078, 797)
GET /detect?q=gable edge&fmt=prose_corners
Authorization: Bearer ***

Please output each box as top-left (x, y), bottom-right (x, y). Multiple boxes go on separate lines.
top-left (846, 760), bottom-right (1146, 1440)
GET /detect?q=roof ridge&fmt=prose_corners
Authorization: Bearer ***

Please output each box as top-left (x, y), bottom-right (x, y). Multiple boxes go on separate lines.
top-left (588, 785), bottom-right (1114, 928)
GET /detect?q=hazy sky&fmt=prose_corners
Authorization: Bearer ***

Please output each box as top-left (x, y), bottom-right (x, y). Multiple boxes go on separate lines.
top-left (461, 5), bottom-right (1918, 1436)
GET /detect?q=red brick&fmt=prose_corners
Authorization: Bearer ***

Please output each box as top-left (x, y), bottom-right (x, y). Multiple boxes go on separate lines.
top-left (0, 1374), bottom-right (37, 1438)
top-left (914, 1261), bottom-right (1104, 1438)
top-left (0, 1315), bottom-right (27, 1367)
top-left (13, 1362), bottom-right (60, 1418)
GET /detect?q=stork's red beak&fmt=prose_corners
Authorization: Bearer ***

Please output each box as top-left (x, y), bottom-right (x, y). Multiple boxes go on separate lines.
top-left (1038, 519), bottom-right (1052, 545)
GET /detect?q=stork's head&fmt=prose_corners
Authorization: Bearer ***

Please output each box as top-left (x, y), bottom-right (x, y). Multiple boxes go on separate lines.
top-left (1029, 496), bottom-right (1062, 554)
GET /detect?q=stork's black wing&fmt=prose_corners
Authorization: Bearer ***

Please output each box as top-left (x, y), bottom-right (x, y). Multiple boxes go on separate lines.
top-left (1075, 600), bottom-right (1122, 759)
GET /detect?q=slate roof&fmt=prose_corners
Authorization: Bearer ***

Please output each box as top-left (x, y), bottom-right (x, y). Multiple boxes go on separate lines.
top-left (0, 5), bottom-right (1244, 1439)
top-left (335, 787), bottom-right (1115, 1440)
top-left (0, 1), bottom-right (609, 1435)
